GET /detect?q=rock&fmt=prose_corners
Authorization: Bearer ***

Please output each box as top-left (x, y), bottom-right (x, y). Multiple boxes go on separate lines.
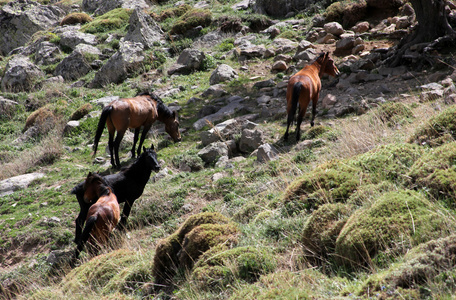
top-left (254, 0), bottom-right (318, 18)
top-left (54, 50), bottom-right (93, 81)
top-left (294, 48), bottom-right (317, 62)
top-left (324, 22), bottom-right (344, 36)
top-left (193, 96), bottom-right (245, 130)
top-left (239, 128), bottom-right (265, 153)
top-left (0, 173), bottom-right (45, 197)
top-left (200, 119), bottom-right (239, 146)
top-left (34, 42), bottom-right (62, 65)
top-left (240, 45), bottom-right (266, 58)
top-left (201, 84), bottom-right (228, 98)
top-left (91, 41), bottom-right (145, 87)
top-left (63, 120), bottom-right (80, 136)
top-left (253, 78), bottom-right (275, 89)
top-left (321, 94), bottom-right (337, 109)
top-left (85, 0), bottom-right (150, 16)
top-left (272, 60), bottom-right (288, 71)
top-left (168, 48), bottom-right (205, 75)
top-left (209, 64), bottom-right (238, 85)
top-left (91, 96), bottom-right (120, 108)
top-left (271, 38), bottom-right (298, 54)
top-left (0, 96), bottom-right (19, 118)
top-left (420, 90), bottom-right (444, 102)
top-left (257, 143), bottom-right (279, 163)
top-left (124, 8), bottom-right (164, 49)
top-left (0, 0), bottom-right (64, 56)
top-left (59, 29), bottom-right (97, 50)
top-left (1, 56), bottom-right (44, 92)
top-left (351, 21), bottom-right (370, 33)
top-left (198, 142), bottom-right (229, 164)
top-left (335, 36), bottom-right (355, 54)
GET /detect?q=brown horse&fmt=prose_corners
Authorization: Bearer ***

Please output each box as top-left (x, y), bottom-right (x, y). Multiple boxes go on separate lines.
top-left (284, 52), bottom-right (339, 141)
top-left (93, 92), bottom-right (181, 168)
top-left (72, 172), bottom-right (120, 263)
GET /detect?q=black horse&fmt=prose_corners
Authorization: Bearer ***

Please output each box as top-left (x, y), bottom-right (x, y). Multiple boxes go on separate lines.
top-left (71, 145), bottom-right (160, 245)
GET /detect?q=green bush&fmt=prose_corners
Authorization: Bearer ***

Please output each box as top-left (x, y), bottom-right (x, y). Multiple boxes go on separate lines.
top-left (325, 0), bottom-right (367, 28)
top-left (377, 102), bottom-right (414, 127)
top-left (60, 12), bottom-right (93, 26)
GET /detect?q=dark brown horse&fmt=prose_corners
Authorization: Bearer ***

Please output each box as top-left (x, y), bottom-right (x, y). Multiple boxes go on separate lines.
top-left (71, 145), bottom-right (160, 246)
top-left (73, 172), bottom-right (120, 262)
top-left (93, 92), bottom-right (181, 168)
top-left (284, 52), bottom-right (339, 141)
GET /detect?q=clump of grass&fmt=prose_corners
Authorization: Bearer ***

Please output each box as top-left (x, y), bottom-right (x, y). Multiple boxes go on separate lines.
top-left (157, 4), bottom-right (191, 21)
top-left (377, 102), bottom-right (414, 127)
top-left (81, 8), bottom-right (132, 34)
top-left (60, 12), bottom-right (93, 26)
top-left (325, 0), bottom-right (367, 28)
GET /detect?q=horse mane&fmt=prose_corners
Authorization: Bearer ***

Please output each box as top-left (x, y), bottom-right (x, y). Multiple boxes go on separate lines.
top-left (136, 91), bottom-right (174, 119)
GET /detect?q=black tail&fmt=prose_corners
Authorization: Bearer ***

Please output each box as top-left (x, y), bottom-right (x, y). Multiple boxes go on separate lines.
top-left (74, 214), bottom-right (97, 261)
top-left (289, 81), bottom-right (302, 125)
top-left (93, 105), bottom-right (113, 156)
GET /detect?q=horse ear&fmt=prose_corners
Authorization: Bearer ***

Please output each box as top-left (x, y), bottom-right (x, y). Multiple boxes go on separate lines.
top-left (172, 111), bottom-right (177, 120)
top-left (143, 146), bottom-right (146, 152)
top-left (150, 144), bottom-right (155, 150)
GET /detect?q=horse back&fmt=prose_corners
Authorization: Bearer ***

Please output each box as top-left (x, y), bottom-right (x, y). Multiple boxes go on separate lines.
top-left (110, 97), bottom-right (157, 129)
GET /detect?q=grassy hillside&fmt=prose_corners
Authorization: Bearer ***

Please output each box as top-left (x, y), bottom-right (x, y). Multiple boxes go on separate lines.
top-left (1, 0), bottom-right (456, 299)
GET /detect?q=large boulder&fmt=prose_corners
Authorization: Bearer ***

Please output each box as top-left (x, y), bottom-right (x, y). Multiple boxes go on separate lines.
top-left (209, 64), bottom-right (238, 85)
top-left (168, 48), bottom-right (206, 75)
top-left (90, 41), bottom-right (145, 87)
top-left (239, 128), bottom-right (265, 153)
top-left (34, 41), bottom-right (62, 66)
top-left (0, 0), bottom-right (64, 56)
top-left (1, 56), bottom-right (44, 92)
top-left (198, 142), bottom-right (230, 164)
top-left (54, 49), bottom-right (94, 81)
top-left (124, 8), bottom-right (164, 49)
top-left (59, 29), bottom-right (97, 50)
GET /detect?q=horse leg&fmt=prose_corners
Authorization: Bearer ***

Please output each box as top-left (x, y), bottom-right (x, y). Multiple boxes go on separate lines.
top-left (117, 200), bottom-right (133, 231)
top-left (108, 131), bottom-right (115, 167)
top-left (296, 110), bottom-right (304, 141)
top-left (113, 131), bottom-right (125, 169)
top-left (310, 93), bottom-right (320, 127)
top-left (131, 128), bottom-right (140, 158)
top-left (74, 203), bottom-right (88, 244)
top-left (137, 125), bottom-right (151, 157)
top-left (284, 111), bottom-right (294, 141)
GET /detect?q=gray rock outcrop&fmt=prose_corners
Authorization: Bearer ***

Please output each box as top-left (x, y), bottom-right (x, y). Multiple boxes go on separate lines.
top-left (124, 8), bottom-right (164, 49)
top-left (90, 41), bottom-right (145, 87)
top-left (209, 64), bottom-right (238, 85)
top-left (0, 173), bottom-right (45, 197)
top-left (0, 0), bottom-right (64, 56)
top-left (1, 56), bottom-right (44, 92)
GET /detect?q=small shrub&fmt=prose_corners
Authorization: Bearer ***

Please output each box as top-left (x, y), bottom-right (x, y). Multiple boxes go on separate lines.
top-left (158, 4), bottom-right (191, 21)
top-left (170, 8), bottom-right (212, 35)
top-left (70, 103), bottom-right (92, 121)
top-left (60, 12), bottom-right (93, 26)
top-left (302, 125), bottom-right (331, 140)
top-left (24, 106), bottom-right (56, 133)
top-left (325, 0), bottom-right (367, 28)
top-left (172, 152), bottom-right (204, 171)
top-left (243, 14), bottom-right (273, 32)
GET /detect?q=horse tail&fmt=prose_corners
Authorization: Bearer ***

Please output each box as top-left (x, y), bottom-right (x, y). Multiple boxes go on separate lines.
top-left (289, 81), bottom-right (302, 124)
top-left (93, 105), bottom-right (112, 156)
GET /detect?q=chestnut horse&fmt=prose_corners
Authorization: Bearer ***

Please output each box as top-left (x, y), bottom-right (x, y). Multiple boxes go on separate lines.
top-left (284, 52), bottom-right (339, 141)
top-left (93, 92), bottom-right (181, 168)
top-left (73, 172), bottom-right (120, 262)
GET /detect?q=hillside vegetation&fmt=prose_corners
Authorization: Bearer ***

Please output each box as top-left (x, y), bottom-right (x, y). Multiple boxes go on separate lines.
top-left (1, 0), bottom-right (456, 299)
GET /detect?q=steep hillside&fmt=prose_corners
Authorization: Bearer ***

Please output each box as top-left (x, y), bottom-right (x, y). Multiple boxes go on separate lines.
top-left (1, 0), bottom-right (456, 299)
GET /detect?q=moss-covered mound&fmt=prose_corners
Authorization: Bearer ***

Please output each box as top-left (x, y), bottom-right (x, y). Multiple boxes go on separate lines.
top-left (178, 223), bottom-right (239, 269)
top-left (61, 249), bottom-right (152, 296)
top-left (24, 106), bottom-right (56, 133)
top-left (302, 203), bottom-right (353, 267)
top-left (335, 190), bottom-right (456, 269)
top-left (376, 102), bottom-right (414, 127)
top-left (351, 143), bottom-right (424, 184)
top-left (170, 8), bottom-right (212, 35)
top-left (152, 212), bottom-right (238, 289)
top-left (70, 103), bottom-right (92, 121)
top-left (301, 125), bottom-right (331, 140)
top-left (282, 160), bottom-right (364, 214)
top-left (81, 8), bottom-right (132, 34)
top-left (407, 142), bottom-right (456, 201)
top-left (408, 105), bottom-right (456, 147)
top-left (191, 246), bottom-right (276, 290)
top-left (346, 181), bottom-right (398, 206)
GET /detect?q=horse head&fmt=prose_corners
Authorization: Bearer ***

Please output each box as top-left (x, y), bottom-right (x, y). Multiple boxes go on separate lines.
top-left (318, 52), bottom-right (340, 77)
top-left (83, 172), bottom-right (110, 202)
top-left (164, 111), bottom-right (182, 142)
top-left (141, 144), bottom-right (161, 172)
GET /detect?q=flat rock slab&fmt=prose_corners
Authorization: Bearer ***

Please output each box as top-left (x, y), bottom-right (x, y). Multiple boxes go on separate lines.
top-left (0, 173), bottom-right (45, 197)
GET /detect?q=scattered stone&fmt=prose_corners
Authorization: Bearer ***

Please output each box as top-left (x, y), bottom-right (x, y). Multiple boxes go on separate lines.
top-left (209, 64), bottom-right (238, 85)
top-left (0, 173), bottom-right (45, 197)
top-left (1, 56), bottom-right (44, 92)
top-left (239, 128), bottom-right (265, 153)
top-left (257, 143), bottom-right (279, 163)
top-left (198, 142), bottom-right (229, 164)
